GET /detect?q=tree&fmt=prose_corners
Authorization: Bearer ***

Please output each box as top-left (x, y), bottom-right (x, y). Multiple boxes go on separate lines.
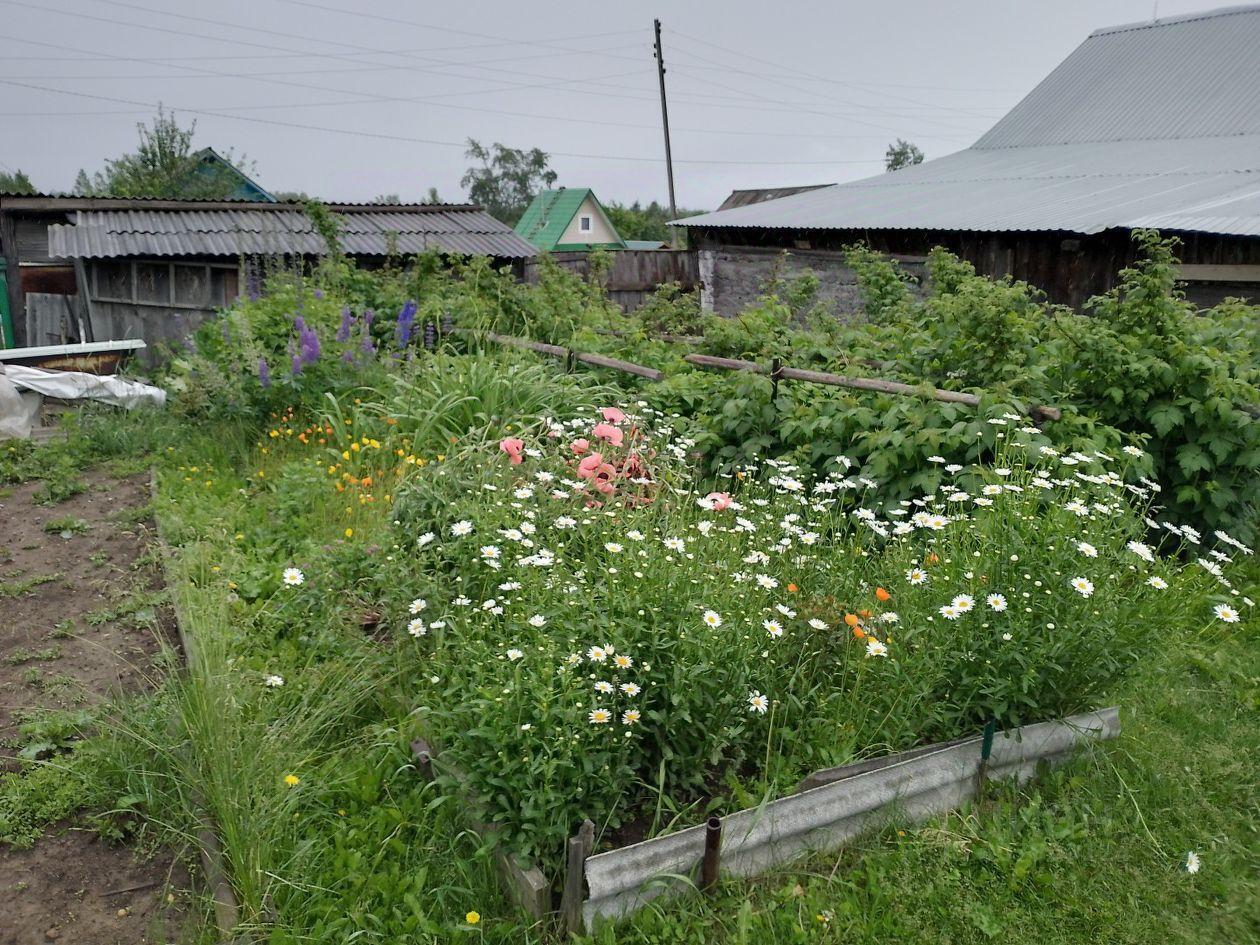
top-left (370, 193), bottom-right (402, 204)
top-left (0, 169), bottom-right (36, 194)
top-left (605, 200), bottom-right (703, 243)
top-left (460, 139), bottom-right (556, 225)
top-left (884, 139), bottom-right (924, 172)
top-left (74, 107), bottom-right (256, 199)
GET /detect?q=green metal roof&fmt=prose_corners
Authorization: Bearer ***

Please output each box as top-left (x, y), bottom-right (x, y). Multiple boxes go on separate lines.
top-left (514, 188), bottom-right (624, 250)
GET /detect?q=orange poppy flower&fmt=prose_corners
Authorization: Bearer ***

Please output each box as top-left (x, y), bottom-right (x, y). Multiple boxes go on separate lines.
top-left (851, 626), bottom-right (866, 639)
top-left (875, 587), bottom-right (891, 602)
top-left (926, 552), bottom-right (940, 564)
top-left (787, 583), bottom-right (799, 593)
top-left (859, 608), bottom-right (873, 619)
top-left (844, 613), bottom-right (860, 627)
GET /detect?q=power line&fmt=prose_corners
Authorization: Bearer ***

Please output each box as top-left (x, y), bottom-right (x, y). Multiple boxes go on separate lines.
top-left (0, 77), bottom-right (887, 167)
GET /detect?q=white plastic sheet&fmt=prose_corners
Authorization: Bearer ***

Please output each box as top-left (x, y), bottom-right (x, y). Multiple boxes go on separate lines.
top-left (3, 363), bottom-right (166, 410)
top-left (0, 365), bottom-right (43, 439)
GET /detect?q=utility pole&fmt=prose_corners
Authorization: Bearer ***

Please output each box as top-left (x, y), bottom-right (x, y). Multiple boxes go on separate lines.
top-left (653, 18), bottom-right (678, 222)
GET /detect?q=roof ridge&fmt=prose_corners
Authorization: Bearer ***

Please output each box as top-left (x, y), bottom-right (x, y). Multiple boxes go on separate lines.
top-left (1089, 3), bottom-right (1260, 38)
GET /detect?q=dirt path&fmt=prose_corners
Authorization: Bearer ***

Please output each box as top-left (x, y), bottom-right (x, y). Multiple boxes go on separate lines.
top-left (0, 468), bottom-right (190, 945)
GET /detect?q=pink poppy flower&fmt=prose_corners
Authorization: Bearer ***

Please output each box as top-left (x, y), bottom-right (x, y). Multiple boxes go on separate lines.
top-left (601, 407), bottom-right (626, 424)
top-left (577, 452), bottom-right (604, 479)
top-left (593, 423), bottom-right (624, 447)
top-left (499, 437), bottom-right (524, 465)
top-left (706, 491), bottom-right (733, 510)
top-left (570, 438), bottom-right (590, 456)
top-left (593, 463), bottom-right (618, 494)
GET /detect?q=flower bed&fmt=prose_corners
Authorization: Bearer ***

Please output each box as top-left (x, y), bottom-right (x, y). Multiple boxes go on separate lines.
top-left (380, 401), bottom-right (1246, 875)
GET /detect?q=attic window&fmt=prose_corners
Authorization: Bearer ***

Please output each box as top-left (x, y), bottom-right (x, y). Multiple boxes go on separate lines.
top-left (579, 215), bottom-right (592, 232)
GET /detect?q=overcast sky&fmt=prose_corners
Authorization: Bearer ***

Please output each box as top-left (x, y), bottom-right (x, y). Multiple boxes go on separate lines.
top-left (0, 0), bottom-right (1234, 209)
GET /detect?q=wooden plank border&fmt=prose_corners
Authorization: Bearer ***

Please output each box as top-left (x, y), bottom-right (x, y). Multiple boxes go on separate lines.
top-left (148, 470), bottom-right (243, 942)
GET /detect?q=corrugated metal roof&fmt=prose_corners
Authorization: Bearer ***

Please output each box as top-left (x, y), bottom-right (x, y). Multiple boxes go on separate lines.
top-left (976, 5), bottom-right (1260, 149)
top-left (47, 206), bottom-right (538, 259)
top-left (716, 185), bottom-right (832, 211)
top-left (679, 5), bottom-right (1260, 238)
top-left (678, 137), bottom-right (1260, 236)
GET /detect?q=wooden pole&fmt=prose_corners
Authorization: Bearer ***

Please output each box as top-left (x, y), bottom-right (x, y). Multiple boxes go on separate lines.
top-left (653, 19), bottom-right (678, 232)
top-left (682, 353), bottom-right (1062, 422)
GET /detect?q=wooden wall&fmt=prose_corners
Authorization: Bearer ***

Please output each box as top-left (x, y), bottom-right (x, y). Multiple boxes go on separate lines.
top-left (693, 226), bottom-right (1260, 310)
top-left (523, 250), bottom-right (698, 312)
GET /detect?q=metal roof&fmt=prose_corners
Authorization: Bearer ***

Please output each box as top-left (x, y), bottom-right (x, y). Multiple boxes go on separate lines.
top-left (679, 5), bottom-right (1260, 238)
top-left (716, 185), bottom-right (832, 211)
top-left (47, 205), bottom-right (537, 259)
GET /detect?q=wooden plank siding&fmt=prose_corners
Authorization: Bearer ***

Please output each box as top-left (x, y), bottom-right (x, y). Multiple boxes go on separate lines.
top-left (692, 226), bottom-right (1260, 310)
top-left (523, 250), bottom-right (698, 312)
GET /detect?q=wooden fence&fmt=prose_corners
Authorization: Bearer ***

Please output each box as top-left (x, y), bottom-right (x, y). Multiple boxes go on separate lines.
top-left (522, 250), bottom-right (698, 312)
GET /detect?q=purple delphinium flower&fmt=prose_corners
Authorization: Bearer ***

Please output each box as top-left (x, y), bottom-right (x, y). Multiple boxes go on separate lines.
top-left (395, 300), bottom-right (418, 347)
top-left (298, 322), bottom-right (321, 365)
top-left (336, 306), bottom-right (354, 342)
top-left (359, 309), bottom-right (376, 359)
top-left (258, 357), bottom-right (271, 388)
top-left (291, 352), bottom-right (303, 375)
top-left (314, 289), bottom-right (324, 300)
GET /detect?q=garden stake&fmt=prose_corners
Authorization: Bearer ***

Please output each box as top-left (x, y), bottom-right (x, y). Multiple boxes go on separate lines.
top-left (976, 718), bottom-right (997, 799)
top-left (566, 347), bottom-right (576, 373)
top-left (562, 819), bottom-right (595, 935)
top-left (770, 356), bottom-right (782, 404)
top-left (700, 816), bottom-right (723, 894)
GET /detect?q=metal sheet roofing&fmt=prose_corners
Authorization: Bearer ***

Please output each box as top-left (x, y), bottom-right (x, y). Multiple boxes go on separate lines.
top-left (679, 5), bottom-right (1260, 238)
top-left (47, 206), bottom-right (537, 259)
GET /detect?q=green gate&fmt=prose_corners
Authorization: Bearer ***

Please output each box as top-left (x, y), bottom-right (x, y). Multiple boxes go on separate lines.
top-left (0, 258), bottom-right (13, 348)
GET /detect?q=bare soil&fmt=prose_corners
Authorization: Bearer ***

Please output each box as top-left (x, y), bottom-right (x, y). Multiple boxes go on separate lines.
top-left (0, 468), bottom-right (191, 945)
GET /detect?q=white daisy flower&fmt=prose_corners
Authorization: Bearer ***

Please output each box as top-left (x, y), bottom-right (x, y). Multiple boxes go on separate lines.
top-left (528, 614), bottom-right (547, 628)
top-left (621, 709), bottom-right (642, 726)
top-left (906, 567), bottom-right (929, 585)
top-left (620, 682), bottom-right (641, 696)
top-left (408, 598), bottom-right (427, 614)
top-left (748, 691), bottom-right (769, 714)
top-left (282, 567), bottom-right (305, 586)
top-left (1184, 851), bottom-right (1201, 874)
top-left (702, 610), bottom-right (723, 628)
top-left (264, 674), bottom-right (285, 687)
top-left (1070, 577), bottom-right (1094, 598)
top-left (763, 619), bottom-right (784, 638)
top-left (865, 639), bottom-right (888, 658)
top-left (987, 593), bottom-right (1008, 612)
top-left (450, 520), bottom-right (473, 537)
top-left (1146, 576), bottom-right (1169, 590)
top-left (952, 594), bottom-right (975, 612)
top-left (594, 680), bottom-right (615, 694)
top-left (1213, 603), bottom-right (1240, 623)
top-left (1077, 541), bottom-right (1098, 558)
top-left (588, 708), bottom-right (612, 724)
top-left (808, 618), bottom-right (829, 630)
top-left (506, 648), bottom-right (524, 661)
top-left (408, 618), bottom-right (427, 637)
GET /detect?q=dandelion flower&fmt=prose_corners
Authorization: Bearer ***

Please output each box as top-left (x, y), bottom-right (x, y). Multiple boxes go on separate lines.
top-left (702, 610), bottom-right (723, 628)
top-left (1070, 577), bottom-right (1095, 598)
top-left (986, 593), bottom-right (1008, 612)
top-left (748, 691), bottom-right (769, 714)
top-left (1213, 603), bottom-right (1240, 623)
top-left (466, 911), bottom-right (481, 925)
top-left (283, 774), bottom-right (300, 787)
top-left (622, 709), bottom-right (642, 726)
top-left (282, 568), bottom-right (305, 587)
top-left (589, 708), bottom-right (612, 724)
top-left (865, 639), bottom-right (889, 658)
top-left (408, 598), bottom-right (427, 614)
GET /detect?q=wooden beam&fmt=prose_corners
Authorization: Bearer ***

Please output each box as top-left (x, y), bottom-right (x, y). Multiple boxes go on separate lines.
top-left (682, 353), bottom-right (1062, 422)
top-left (1176, 264), bottom-right (1260, 283)
top-left (0, 211), bottom-right (24, 346)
